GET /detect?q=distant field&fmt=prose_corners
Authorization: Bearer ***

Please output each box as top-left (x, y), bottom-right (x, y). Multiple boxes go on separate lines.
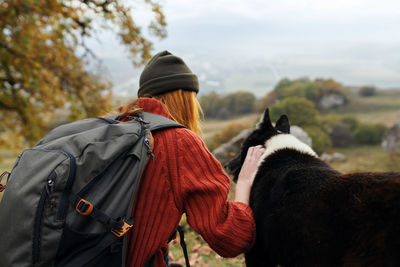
top-left (328, 145), bottom-right (400, 173)
top-left (333, 89), bottom-right (400, 126)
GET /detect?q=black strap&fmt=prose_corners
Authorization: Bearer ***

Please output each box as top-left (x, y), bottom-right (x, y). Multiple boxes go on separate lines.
top-left (62, 232), bottom-right (118, 267)
top-left (177, 226), bottom-right (190, 267)
top-left (145, 226), bottom-right (190, 267)
top-left (69, 194), bottom-right (124, 230)
top-left (143, 254), bottom-right (156, 267)
top-left (103, 111), bottom-right (186, 132)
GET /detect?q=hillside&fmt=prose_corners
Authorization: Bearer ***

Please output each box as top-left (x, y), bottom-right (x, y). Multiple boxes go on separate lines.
top-left (1, 89), bottom-right (399, 266)
top-left (332, 89), bottom-right (400, 126)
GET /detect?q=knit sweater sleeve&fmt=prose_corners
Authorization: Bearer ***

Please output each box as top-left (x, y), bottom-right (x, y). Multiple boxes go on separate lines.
top-left (172, 128), bottom-right (256, 258)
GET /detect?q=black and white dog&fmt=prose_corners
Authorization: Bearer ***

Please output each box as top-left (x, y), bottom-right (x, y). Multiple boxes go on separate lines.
top-left (226, 107), bottom-right (400, 267)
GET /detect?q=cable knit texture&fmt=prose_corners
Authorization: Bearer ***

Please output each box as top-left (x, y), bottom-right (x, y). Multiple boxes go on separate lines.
top-left (126, 98), bottom-right (256, 267)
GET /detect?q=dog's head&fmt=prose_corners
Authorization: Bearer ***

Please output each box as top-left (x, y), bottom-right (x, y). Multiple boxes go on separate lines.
top-left (225, 107), bottom-right (290, 182)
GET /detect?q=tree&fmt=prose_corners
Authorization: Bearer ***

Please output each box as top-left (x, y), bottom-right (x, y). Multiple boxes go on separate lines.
top-left (199, 91), bottom-right (221, 118)
top-left (314, 78), bottom-right (350, 102)
top-left (279, 82), bottom-right (319, 103)
top-left (353, 123), bottom-right (387, 145)
top-left (199, 91), bottom-right (256, 119)
top-left (223, 91), bottom-right (256, 115)
top-left (0, 0), bottom-right (166, 144)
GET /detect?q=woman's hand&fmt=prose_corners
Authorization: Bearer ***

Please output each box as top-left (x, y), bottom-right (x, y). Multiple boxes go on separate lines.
top-left (234, 145), bottom-right (265, 205)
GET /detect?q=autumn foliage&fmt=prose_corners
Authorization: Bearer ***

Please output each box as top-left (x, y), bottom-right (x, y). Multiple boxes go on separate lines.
top-left (0, 0), bottom-right (166, 146)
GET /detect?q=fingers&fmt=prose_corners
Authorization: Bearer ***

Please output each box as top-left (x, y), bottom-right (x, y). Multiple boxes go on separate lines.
top-left (238, 145), bottom-right (265, 182)
top-left (234, 145), bottom-right (265, 204)
top-left (246, 145), bottom-right (265, 161)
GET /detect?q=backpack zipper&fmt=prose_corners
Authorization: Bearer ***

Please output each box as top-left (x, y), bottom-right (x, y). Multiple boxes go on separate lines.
top-left (144, 137), bottom-right (154, 160)
top-left (31, 148), bottom-right (75, 265)
top-left (32, 171), bottom-right (57, 264)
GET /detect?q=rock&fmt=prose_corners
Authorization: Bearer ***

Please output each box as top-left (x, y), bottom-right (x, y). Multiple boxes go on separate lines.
top-left (318, 94), bottom-right (346, 110)
top-left (329, 123), bottom-right (355, 147)
top-left (332, 152), bottom-right (347, 162)
top-left (320, 153), bottom-right (333, 162)
top-left (382, 120), bottom-right (400, 153)
top-left (320, 152), bottom-right (347, 163)
top-left (212, 129), bottom-right (252, 166)
top-left (291, 126), bottom-right (312, 147)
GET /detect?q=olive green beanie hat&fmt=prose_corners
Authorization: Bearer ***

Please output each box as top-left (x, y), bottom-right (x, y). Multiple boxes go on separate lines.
top-left (137, 50), bottom-right (199, 97)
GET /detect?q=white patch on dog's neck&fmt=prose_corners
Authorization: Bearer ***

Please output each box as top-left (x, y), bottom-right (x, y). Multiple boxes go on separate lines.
top-left (257, 134), bottom-right (317, 167)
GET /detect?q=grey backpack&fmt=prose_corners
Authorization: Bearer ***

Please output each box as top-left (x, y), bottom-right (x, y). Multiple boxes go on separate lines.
top-left (0, 111), bottom-right (184, 267)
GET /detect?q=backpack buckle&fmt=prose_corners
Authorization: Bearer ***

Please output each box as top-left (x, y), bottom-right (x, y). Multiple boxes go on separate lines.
top-left (111, 220), bottom-right (133, 237)
top-left (75, 199), bottom-right (93, 216)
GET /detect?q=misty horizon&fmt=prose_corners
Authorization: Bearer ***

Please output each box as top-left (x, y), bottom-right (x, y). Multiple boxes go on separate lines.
top-left (85, 0), bottom-right (400, 97)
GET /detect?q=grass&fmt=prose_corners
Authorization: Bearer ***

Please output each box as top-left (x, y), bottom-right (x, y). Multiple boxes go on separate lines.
top-left (169, 215), bottom-right (245, 267)
top-left (332, 90), bottom-right (400, 126)
top-left (327, 145), bottom-right (400, 173)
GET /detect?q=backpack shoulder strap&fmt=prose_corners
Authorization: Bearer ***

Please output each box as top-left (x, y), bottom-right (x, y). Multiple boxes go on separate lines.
top-left (103, 111), bottom-right (185, 132)
top-left (142, 112), bottom-right (186, 132)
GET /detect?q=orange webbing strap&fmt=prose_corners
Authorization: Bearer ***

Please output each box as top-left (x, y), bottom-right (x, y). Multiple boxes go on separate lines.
top-left (0, 171), bottom-right (10, 192)
top-left (111, 107), bottom-right (144, 121)
top-left (149, 131), bottom-right (154, 151)
top-left (125, 107), bottom-right (144, 116)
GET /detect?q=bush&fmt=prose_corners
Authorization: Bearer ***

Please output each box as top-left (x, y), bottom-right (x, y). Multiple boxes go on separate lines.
top-left (303, 126), bottom-right (332, 154)
top-left (199, 91), bottom-right (222, 118)
top-left (315, 78), bottom-right (350, 101)
top-left (279, 82), bottom-right (320, 103)
top-left (341, 116), bottom-right (359, 132)
top-left (321, 115), bottom-right (359, 148)
top-left (359, 86), bottom-right (377, 97)
top-left (353, 123), bottom-right (388, 145)
top-left (270, 97), bottom-right (319, 127)
top-left (269, 97), bottom-right (331, 154)
top-left (329, 123), bottom-right (355, 147)
top-left (272, 78), bottom-right (350, 110)
top-left (199, 91), bottom-right (256, 119)
top-left (230, 91), bottom-right (256, 114)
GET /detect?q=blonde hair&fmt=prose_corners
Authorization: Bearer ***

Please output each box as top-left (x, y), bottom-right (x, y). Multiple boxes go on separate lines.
top-left (117, 90), bottom-right (203, 135)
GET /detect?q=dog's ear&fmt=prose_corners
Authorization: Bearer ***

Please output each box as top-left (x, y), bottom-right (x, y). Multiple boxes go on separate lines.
top-left (256, 107), bottom-right (273, 129)
top-left (276, 115), bottom-right (290, 134)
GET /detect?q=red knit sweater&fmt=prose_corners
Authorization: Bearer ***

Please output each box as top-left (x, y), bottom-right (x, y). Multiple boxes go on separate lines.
top-left (126, 98), bottom-right (256, 266)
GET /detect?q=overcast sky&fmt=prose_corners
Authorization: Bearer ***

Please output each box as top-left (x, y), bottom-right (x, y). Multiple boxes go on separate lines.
top-left (88, 0), bottom-right (400, 97)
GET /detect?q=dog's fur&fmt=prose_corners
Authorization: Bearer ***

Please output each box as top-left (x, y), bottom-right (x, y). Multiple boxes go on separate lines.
top-left (226, 108), bottom-right (400, 267)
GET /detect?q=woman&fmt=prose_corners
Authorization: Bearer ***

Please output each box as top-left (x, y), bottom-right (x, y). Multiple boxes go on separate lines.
top-left (121, 51), bottom-right (264, 266)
